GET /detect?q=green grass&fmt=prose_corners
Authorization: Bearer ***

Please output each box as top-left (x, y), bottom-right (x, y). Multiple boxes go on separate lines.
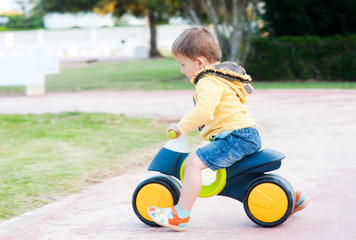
top-left (46, 58), bottom-right (190, 91)
top-left (0, 112), bottom-right (198, 221)
top-left (0, 26), bottom-right (43, 32)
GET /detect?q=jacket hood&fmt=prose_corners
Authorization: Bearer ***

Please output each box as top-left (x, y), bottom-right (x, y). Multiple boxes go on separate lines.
top-left (191, 61), bottom-right (253, 103)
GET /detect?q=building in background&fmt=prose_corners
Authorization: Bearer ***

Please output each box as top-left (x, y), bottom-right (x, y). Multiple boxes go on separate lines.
top-left (44, 13), bottom-right (116, 29)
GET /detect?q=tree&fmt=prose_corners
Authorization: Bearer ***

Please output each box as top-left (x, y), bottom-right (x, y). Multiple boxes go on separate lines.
top-left (179, 0), bottom-right (207, 25)
top-left (177, 0), bottom-right (258, 64)
top-left (39, 0), bottom-right (101, 13)
top-left (100, 0), bottom-right (180, 58)
top-left (1, 0), bottom-right (44, 29)
top-left (38, 0), bottom-right (258, 63)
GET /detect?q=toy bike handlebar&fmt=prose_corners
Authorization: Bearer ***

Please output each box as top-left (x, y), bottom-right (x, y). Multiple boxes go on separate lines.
top-left (168, 130), bottom-right (178, 139)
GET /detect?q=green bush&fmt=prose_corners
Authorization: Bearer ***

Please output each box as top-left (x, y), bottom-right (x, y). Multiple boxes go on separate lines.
top-left (245, 35), bottom-right (356, 81)
top-left (1, 13), bottom-right (43, 29)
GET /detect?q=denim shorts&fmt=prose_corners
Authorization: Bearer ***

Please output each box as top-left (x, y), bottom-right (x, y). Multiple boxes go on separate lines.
top-left (196, 127), bottom-right (262, 171)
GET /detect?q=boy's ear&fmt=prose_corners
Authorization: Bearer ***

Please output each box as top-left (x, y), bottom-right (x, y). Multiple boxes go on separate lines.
top-left (196, 57), bottom-right (206, 67)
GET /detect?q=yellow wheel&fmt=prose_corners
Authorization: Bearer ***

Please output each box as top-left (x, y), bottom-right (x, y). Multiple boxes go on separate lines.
top-left (132, 175), bottom-right (181, 226)
top-left (243, 175), bottom-right (294, 227)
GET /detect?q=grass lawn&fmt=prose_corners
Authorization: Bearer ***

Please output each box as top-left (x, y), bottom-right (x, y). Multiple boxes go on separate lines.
top-left (0, 26), bottom-right (42, 32)
top-left (0, 112), bottom-right (199, 221)
top-left (46, 58), bottom-right (190, 91)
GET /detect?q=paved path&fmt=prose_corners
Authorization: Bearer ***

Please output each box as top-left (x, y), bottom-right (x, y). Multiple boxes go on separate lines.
top-left (0, 90), bottom-right (194, 120)
top-left (0, 89), bottom-right (355, 240)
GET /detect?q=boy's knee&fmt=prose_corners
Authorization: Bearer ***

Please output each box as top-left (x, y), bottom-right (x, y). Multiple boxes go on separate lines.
top-left (185, 153), bottom-right (206, 170)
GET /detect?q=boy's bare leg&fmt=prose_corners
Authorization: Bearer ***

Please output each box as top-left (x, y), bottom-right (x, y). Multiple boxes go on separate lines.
top-left (147, 152), bottom-right (207, 231)
top-left (178, 152), bottom-right (208, 211)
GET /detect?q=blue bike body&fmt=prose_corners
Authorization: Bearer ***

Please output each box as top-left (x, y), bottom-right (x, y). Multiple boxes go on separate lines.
top-left (148, 147), bottom-right (285, 201)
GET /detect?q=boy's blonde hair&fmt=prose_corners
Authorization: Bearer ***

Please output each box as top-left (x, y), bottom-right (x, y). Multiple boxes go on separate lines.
top-left (171, 26), bottom-right (221, 62)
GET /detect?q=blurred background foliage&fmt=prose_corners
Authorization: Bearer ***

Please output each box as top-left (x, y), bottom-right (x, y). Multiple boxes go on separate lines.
top-left (250, 0), bottom-right (356, 81)
top-left (246, 35), bottom-right (356, 81)
top-left (1, 0), bottom-right (355, 81)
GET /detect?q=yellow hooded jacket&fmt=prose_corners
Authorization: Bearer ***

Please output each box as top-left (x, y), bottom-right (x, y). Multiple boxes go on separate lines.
top-left (176, 62), bottom-right (256, 141)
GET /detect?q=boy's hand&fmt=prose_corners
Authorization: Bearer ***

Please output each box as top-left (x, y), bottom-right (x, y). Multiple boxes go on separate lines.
top-left (166, 123), bottom-right (181, 139)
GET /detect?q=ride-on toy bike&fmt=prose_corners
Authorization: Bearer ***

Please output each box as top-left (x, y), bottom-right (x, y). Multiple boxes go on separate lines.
top-left (132, 131), bottom-right (295, 227)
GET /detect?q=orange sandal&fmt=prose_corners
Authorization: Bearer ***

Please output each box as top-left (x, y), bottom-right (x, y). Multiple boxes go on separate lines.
top-left (147, 206), bottom-right (190, 231)
top-left (292, 191), bottom-right (310, 215)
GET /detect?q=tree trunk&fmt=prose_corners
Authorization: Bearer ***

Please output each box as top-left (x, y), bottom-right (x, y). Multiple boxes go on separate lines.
top-left (184, 1), bottom-right (201, 25)
top-left (200, 0), bottom-right (254, 64)
top-left (241, 0), bottom-right (258, 66)
top-left (148, 14), bottom-right (162, 58)
top-left (229, 0), bottom-right (240, 62)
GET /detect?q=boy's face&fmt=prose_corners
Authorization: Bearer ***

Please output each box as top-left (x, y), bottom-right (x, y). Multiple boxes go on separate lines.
top-left (174, 54), bottom-right (201, 80)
